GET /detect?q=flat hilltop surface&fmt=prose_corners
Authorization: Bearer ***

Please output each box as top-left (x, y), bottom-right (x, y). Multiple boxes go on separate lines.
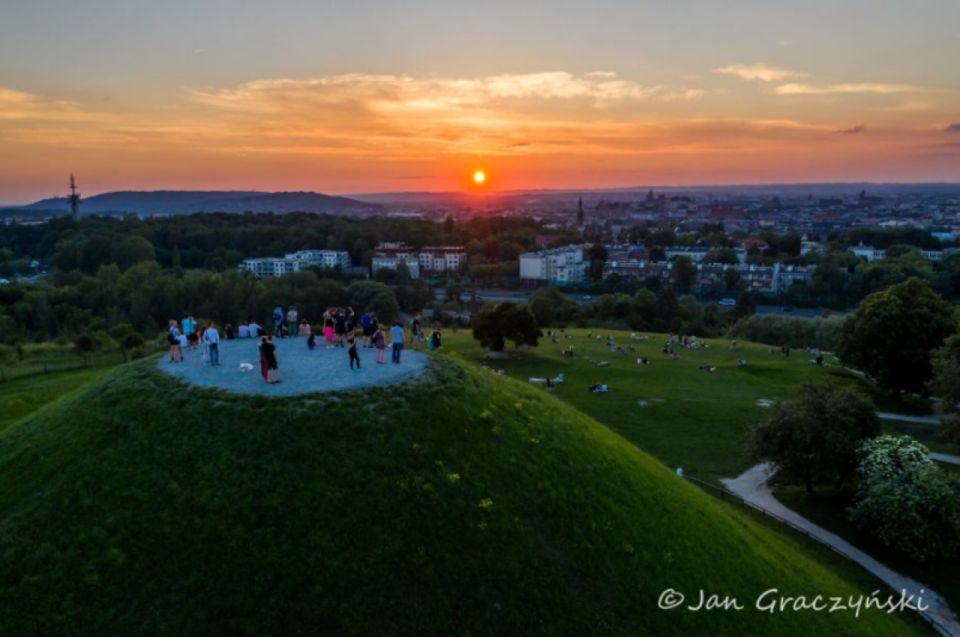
top-left (157, 337), bottom-right (427, 396)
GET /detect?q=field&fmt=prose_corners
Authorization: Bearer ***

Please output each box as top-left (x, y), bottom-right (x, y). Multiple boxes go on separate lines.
top-left (443, 328), bottom-right (946, 482)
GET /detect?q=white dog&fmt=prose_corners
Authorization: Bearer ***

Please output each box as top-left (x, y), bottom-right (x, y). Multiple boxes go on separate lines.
top-left (239, 362), bottom-right (254, 373)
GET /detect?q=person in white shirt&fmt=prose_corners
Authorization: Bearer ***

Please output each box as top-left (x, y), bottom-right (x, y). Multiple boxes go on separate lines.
top-left (203, 322), bottom-right (221, 366)
top-left (238, 321), bottom-right (250, 339)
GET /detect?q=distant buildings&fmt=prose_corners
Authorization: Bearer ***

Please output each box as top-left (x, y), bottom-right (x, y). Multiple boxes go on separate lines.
top-left (519, 245), bottom-right (588, 285)
top-left (371, 243), bottom-right (466, 279)
top-left (240, 249), bottom-right (352, 278)
top-left (603, 260), bottom-right (814, 294)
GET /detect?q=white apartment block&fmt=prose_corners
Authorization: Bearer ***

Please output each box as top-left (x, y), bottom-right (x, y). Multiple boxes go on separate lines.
top-left (285, 250), bottom-right (352, 270)
top-left (519, 245), bottom-right (588, 285)
top-left (240, 250), bottom-right (352, 278)
top-left (372, 244), bottom-right (466, 276)
top-left (371, 255), bottom-right (422, 279)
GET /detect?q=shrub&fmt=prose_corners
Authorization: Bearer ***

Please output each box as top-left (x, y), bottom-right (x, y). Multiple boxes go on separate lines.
top-left (728, 314), bottom-right (843, 350)
top-left (851, 435), bottom-right (960, 561)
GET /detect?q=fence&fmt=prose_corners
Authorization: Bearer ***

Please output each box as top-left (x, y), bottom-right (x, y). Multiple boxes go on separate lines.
top-left (683, 474), bottom-right (953, 636)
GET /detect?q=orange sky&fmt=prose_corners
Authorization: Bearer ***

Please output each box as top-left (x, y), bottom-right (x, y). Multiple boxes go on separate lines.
top-left (1, 2), bottom-right (959, 202)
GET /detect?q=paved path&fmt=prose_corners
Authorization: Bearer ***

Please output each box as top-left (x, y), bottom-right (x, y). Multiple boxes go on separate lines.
top-left (157, 337), bottom-right (427, 396)
top-left (931, 452), bottom-right (960, 466)
top-left (722, 463), bottom-right (959, 636)
top-left (877, 411), bottom-right (942, 425)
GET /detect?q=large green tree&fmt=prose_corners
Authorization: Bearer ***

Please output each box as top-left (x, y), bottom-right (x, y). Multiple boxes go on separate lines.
top-left (471, 302), bottom-right (541, 352)
top-left (751, 381), bottom-right (879, 493)
top-left (837, 277), bottom-right (955, 394)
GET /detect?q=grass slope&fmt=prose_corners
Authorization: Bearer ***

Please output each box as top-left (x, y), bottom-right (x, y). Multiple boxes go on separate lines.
top-left (0, 356), bottom-right (927, 635)
top-left (444, 329), bottom-right (936, 481)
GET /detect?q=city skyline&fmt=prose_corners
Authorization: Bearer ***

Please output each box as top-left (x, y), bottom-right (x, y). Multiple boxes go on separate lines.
top-left (1, 0), bottom-right (959, 202)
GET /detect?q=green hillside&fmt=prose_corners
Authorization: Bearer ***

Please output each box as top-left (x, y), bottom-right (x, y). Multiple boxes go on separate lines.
top-left (0, 356), bottom-right (926, 635)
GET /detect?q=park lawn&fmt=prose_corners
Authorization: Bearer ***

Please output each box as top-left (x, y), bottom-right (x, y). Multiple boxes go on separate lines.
top-left (444, 328), bottom-right (849, 482)
top-left (776, 485), bottom-right (960, 614)
top-left (0, 366), bottom-right (113, 432)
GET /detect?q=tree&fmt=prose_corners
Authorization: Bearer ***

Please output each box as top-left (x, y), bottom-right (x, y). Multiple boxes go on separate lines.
top-left (751, 381), bottom-right (879, 493)
top-left (704, 247), bottom-right (739, 265)
top-left (74, 333), bottom-right (99, 364)
top-left (851, 435), bottom-right (960, 561)
top-left (586, 244), bottom-right (608, 281)
top-left (723, 267), bottom-right (740, 290)
top-left (472, 302), bottom-right (541, 352)
top-left (838, 277), bottom-right (955, 394)
top-left (529, 288), bottom-right (577, 327)
top-left (366, 291), bottom-right (400, 324)
top-left (734, 291), bottom-right (756, 319)
top-left (670, 255), bottom-right (696, 293)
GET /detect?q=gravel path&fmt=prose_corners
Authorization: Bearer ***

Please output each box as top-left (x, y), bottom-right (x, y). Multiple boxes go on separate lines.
top-left (722, 463), bottom-right (959, 636)
top-left (157, 337), bottom-right (427, 396)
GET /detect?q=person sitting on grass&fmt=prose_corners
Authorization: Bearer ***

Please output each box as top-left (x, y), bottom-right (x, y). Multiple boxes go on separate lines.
top-left (307, 331), bottom-right (317, 350)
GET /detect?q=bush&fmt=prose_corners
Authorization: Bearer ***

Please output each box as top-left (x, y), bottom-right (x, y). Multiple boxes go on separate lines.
top-left (851, 435), bottom-right (960, 561)
top-left (728, 314), bottom-right (842, 350)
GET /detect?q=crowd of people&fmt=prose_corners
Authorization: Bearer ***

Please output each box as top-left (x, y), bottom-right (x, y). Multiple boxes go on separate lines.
top-left (165, 305), bottom-right (443, 385)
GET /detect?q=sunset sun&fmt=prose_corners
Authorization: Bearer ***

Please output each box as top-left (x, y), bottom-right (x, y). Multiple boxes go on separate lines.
top-left (472, 169), bottom-right (487, 185)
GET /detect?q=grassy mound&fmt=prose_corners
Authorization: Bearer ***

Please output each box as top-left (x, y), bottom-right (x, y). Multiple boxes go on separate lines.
top-left (0, 356), bottom-right (925, 635)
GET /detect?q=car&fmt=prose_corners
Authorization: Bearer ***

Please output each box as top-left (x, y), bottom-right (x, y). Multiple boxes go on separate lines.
top-left (718, 298), bottom-right (736, 307)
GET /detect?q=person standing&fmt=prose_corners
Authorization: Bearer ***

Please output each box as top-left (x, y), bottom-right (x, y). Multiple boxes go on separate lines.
top-left (361, 312), bottom-right (373, 347)
top-left (273, 305), bottom-right (284, 338)
top-left (181, 313), bottom-right (196, 349)
top-left (287, 306), bottom-right (299, 337)
top-left (373, 324), bottom-right (386, 364)
top-left (323, 310), bottom-right (335, 348)
top-left (430, 324), bottom-right (442, 351)
top-left (167, 320), bottom-right (182, 363)
top-left (347, 334), bottom-right (361, 371)
top-left (390, 321), bottom-right (405, 364)
top-left (334, 308), bottom-right (347, 347)
top-left (203, 322), bottom-right (221, 366)
top-left (261, 336), bottom-right (280, 383)
top-left (411, 313), bottom-right (423, 351)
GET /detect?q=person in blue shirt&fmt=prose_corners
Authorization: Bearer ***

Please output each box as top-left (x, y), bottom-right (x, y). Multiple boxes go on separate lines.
top-left (272, 305), bottom-right (284, 338)
top-left (202, 322), bottom-right (221, 366)
top-left (390, 322), bottom-right (405, 364)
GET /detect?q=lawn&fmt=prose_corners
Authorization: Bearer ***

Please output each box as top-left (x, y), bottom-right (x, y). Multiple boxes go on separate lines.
top-left (0, 366), bottom-right (112, 432)
top-left (0, 342), bottom-right (137, 432)
top-left (443, 328), bottom-right (907, 482)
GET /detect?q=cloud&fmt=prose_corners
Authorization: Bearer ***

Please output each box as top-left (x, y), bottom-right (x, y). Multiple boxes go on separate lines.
top-left (0, 88), bottom-right (95, 121)
top-left (947, 123), bottom-right (960, 133)
top-left (715, 64), bottom-right (807, 82)
top-left (774, 82), bottom-right (916, 95)
top-left (836, 123), bottom-right (866, 134)
top-left (189, 71), bottom-right (705, 115)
